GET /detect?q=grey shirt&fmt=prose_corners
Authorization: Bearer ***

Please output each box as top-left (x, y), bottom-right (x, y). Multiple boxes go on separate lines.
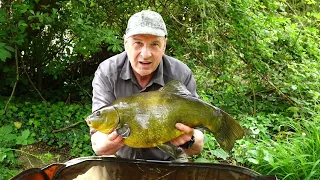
top-left (92, 51), bottom-right (198, 160)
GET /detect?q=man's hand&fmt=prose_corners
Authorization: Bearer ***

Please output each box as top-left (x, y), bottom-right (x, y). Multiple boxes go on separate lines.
top-left (91, 130), bottom-right (124, 155)
top-left (171, 123), bottom-right (204, 155)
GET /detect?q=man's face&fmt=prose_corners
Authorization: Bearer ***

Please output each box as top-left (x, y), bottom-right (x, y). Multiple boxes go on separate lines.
top-left (125, 34), bottom-right (166, 78)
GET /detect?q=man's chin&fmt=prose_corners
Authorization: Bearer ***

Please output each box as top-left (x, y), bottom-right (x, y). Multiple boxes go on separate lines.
top-left (135, 70), bottom-right (154, 78)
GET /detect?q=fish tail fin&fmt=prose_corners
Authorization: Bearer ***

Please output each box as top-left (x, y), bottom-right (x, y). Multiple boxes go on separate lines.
top-left (209, 108), bottom-right (244, 152)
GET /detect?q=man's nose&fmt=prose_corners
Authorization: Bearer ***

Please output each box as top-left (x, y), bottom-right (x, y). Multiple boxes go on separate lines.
top-left (140, 45), bottom-right (152, 59)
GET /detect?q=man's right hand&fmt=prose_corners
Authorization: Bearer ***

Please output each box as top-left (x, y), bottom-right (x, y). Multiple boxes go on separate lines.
top-left (91, 130), bottom-right (124, 155)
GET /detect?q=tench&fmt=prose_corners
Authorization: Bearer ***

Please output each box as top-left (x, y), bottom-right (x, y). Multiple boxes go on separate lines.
top-left (86, 80), bottom-right (244, 152)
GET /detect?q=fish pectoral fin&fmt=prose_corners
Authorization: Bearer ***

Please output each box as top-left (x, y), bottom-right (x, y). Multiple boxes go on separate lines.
top-left (157, 142), bottom-right (188, 162)
top-left (116, 124), bottom-right (130, 138)
top-left (157, 142), bottom-right (178, 159)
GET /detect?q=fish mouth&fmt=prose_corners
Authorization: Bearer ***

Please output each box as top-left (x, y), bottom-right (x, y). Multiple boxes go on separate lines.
top-left (85, 118), bottom-right (92, 127)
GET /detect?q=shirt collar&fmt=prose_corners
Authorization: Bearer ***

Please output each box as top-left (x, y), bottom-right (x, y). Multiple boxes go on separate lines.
top-left (120, 53), bottom-right (165, 87)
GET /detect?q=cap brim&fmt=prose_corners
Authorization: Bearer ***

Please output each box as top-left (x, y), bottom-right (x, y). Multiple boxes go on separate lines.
top-left (125, 27), bottom-right (167, 39)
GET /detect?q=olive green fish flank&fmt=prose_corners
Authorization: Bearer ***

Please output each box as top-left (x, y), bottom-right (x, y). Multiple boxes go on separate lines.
top-left (86, 80), bottom-right (244, 152)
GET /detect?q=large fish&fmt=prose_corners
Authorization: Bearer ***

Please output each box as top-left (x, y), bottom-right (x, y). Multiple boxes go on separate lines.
top-left (86, 80), bottom-right (244, 152)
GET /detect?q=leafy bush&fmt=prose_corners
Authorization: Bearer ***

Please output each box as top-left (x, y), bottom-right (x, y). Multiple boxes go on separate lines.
top-left (0, 97), bottom-right (94, 178)
top-left (0, 125), bottom-right (34, 180)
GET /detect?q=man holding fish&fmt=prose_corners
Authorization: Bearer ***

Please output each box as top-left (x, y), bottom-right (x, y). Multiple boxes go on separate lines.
top-left (89, 10), bottom-right (204, 161)
top-left (88, 10), bottom-right (243, 161)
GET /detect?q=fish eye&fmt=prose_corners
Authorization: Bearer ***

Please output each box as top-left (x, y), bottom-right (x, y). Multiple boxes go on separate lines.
top-left (96, 111), bottom-right (101, 116)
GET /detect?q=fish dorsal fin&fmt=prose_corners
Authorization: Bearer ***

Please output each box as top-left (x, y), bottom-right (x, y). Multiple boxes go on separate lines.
top-left (160, 80), bottom-right (191, 96)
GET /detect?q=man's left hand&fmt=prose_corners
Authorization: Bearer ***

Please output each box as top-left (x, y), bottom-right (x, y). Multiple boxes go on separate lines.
top-left (171, 123), bottom-right (204, 155)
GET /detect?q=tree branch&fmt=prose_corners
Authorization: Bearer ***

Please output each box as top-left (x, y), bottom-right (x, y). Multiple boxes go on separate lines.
top-left (21, 58), bottom-right (48, 104)
top-left (52, 121), bottom-right (84, 133)
top-left (4, 45), bottom-right (19, 111)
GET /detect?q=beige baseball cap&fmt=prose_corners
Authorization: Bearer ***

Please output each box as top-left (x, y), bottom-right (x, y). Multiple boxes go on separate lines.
top-left (125, 10), bottom-right (167, 39)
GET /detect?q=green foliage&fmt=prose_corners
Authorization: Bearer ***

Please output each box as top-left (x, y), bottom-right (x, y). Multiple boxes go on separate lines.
top-left (0, 125), bottom-right (35, 180)
top-left (171, 0), bottom-right (320, 117)
top-left (0, 97), bottom-right (94, 179)
top-left (1, 0), bottom-right (320, 179)
top-left (180, 1), bottom-right (320, 177)
top-left (0, 42), bottom-right (14, 62)
top-left (244, 116), bottom-right (320, 180)
top-left (194, 132), bottom-right (231, 163)
top-left (1, 99), bottom-right (93, 155)
top-left (0, 0), bottom-right (124, 99)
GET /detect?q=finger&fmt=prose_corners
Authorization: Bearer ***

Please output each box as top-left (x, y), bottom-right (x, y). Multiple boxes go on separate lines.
top-left (113, 134), bottom-right (124, 143)
top-left (175, 123), bottom-right (194, 134)
top-left (171, 139), bottom-right (183, 146)
top-left (171, 134), bottom-right (191, 146)
top-left (107, 131), bottom-right (119, 141)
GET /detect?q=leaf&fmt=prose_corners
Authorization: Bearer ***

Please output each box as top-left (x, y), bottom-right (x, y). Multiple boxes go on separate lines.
top-left (0, 109), bottom-right (4, 116)
top-left (0, 151), bottom-right (7, 162)
top-left (262, 150), bottom-right (274, 164)
top-left (4, 45), bottom-right (14, 52)
top-left (52, 8), bottom-right (57, 14)
top-left (291, 85), bottom-right (297, 90)
top-left (21, 130), bottom-right (31, 139)
top-left (90, 1), bottom-right (95, 7)
top-left (11, 106), bottom-right (18, 112)
top-left (311, 12), bottom-right (320, 19)
top-left (7, 134), bottom-right (17, 142)
top-left (0, 49), bottom-right (12, 62)
top-left (27, 138), bottom-right (35, 144)
top-left (250, 127), bottom-right (260, 135)
top-left (0, 126), bottom-right (13, 135)
top-left (14, 122), bottom-right (22, 129)
top-left (287, 107), bottom-right (298, 114)
top-left (18, 20), bottom-right (28, 32)
top-left (212, 148), bottom-right (229, 160)
top-left (247, 157), bottom-right (259, 164)
top-left (16, 137), bottom-right (27, 145)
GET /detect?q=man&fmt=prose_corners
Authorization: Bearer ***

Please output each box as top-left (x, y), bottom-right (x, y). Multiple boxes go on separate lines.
top-left (90, 10), bottom-right (204, 161)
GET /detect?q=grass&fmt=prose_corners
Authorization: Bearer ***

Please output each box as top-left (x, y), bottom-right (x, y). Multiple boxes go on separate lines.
top-left (252, 116), bottom-right (320, 180)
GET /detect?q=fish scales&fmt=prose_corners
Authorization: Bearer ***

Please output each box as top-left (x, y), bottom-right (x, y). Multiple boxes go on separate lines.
top-left (113, 92), bottom-right (219, 148)
top-left (86, 80), bottom-right (244, 152)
